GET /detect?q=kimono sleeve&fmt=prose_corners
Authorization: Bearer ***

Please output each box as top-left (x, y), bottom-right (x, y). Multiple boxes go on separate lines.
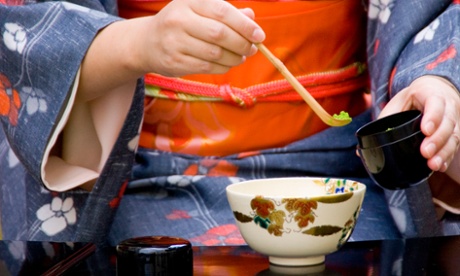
top-left (0, 3), bottom-right (120, 186)
top-left (389, 3), bottom-right (460, 98)
top-left (366, 1), bottom-right (460, 238)
top-left (366, 0), bottom-right (452, 117)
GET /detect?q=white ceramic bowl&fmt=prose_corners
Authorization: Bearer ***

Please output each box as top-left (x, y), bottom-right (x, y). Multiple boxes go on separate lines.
top-left (226, 177), bottom-right (366, 266)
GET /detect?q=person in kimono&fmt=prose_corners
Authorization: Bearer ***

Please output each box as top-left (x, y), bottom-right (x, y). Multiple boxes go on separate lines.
top-left (0, 0), bottom-right (459, 248)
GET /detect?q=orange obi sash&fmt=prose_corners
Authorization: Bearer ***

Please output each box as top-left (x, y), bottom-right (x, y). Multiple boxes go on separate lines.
top-left (118, 0), bottom-right (369, 156)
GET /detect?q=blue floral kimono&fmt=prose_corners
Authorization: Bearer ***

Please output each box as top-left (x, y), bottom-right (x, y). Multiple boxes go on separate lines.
top-left (1, 0), bottom-right (459, 249)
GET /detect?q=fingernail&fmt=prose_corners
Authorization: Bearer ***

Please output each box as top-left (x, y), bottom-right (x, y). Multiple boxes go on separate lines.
top-left (442, 162), bottom-right (448, 172)
top-left (433, 156), bottom-right (443, 170)
top-left (252, 29), bottom-right (265, 42)
top-left (424, 121), bottom-right (435, 135)
top-left (249, 44), bottom-right (257, 56)
top-left (425, 143), bottom-right (436, 157)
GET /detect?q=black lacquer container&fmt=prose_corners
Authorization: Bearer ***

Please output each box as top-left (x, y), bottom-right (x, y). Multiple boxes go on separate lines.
top-left (116, 236), bottom-right (193, 276)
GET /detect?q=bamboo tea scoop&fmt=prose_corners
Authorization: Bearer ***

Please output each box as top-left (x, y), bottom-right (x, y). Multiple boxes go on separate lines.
top-left (255, 43), bottom-right (352, 127)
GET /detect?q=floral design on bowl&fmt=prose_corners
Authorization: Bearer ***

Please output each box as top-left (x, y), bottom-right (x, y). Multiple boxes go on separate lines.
top-left (323, 178), bottom-right (359, 194)
top-left (233, 178), bottom-right (361, 249)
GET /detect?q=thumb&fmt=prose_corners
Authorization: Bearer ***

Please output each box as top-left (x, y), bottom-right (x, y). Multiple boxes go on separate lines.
top-left (378, 87), bottom-right (412, 119)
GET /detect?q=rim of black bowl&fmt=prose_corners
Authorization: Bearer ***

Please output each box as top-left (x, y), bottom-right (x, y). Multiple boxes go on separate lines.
top-left (356, 110), bottom-right (422, 148)
top-left (357, 130), bottom-right (424, 151)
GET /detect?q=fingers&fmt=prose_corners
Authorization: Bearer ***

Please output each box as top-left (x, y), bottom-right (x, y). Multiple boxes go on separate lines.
top-left (422, 102), bottom-right (460, 171)
top-left (148, 0), bottom-right (265, 76)
top-left (377, 87), bottom-right (411, 119)
top-left (147, 31), bottom-right (238, 76)
top-left (417, 78), bottom-right (460, 171)
top-left (182, 16), bottom-right (257, 63)
top-left (412, 77), bottom-right (460, 171)
top-left (191, 0), bottom-right (265, 42)
top-left (156, 23), bottom-right (251, 75)
top-left (239, 8), bottom-right (256, 20)
top-left (187, 0), bottom-right (265, 57)
top-left (380, 76), bottom-right (460, 173)
top-left (179, 32), bottom-right (248, 66)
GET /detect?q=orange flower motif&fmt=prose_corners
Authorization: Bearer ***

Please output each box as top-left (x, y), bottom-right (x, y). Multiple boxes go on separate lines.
top-left (183, 164), bottom-right (199, 175)
top-left (0, 74), bottom-right (21, 126)
top-left (373, 39), bottom-right (380, 55)
top-left (190, 224), bottom-right (245, 246)
top-left (237, 151), bottom-right (261, 159)
top-left (389, 66), bottom-right (397, 95)
top-left (250, 196), bottom-right (275, 218)
top-left (283, 198), bottom-right (318, 228)
top-left (109, 180), bottom-right (128, 209)
top-left (426, 45), bottom-right (457, 70)
top-left (183, 160), bottom-right (238, 177)
top-left (207, 160), bottom-right (238, 177)
top-left (166, 210), bottom-right (192, 220)
top-left (0, 0), bottom-right (24, 5)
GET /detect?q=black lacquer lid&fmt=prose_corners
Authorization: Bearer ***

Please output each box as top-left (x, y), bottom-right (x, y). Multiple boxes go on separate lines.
top-left (116, 236), bottom-right (193, 276)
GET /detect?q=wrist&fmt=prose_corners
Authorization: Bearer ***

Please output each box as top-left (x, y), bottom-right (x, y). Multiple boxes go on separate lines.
top-left (417, 75), bottom-right (460, 94)
top-left (78, 18), bottom-right (146, 102)
top-left (446, 152), bottom-right (460, 185)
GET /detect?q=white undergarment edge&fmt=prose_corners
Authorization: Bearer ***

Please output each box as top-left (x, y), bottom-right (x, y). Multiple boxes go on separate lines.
top-left (41, 68), bottom-right (99, 192)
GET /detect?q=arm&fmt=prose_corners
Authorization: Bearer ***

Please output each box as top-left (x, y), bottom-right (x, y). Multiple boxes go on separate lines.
top-left (368, 1), bottom-right (460, 182)
top-left (78, 0), bottom-right (265, 102)
top-left (366, 1), bottom-right (460, 233)
top-left (0, 3), bottom-right (121, 191)
top-left (48, 0), bottom-right (266, 191)
top-left (1, 1), bottom-right (265, 191)
top-left (378, 76), bottom-right (460, 177)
